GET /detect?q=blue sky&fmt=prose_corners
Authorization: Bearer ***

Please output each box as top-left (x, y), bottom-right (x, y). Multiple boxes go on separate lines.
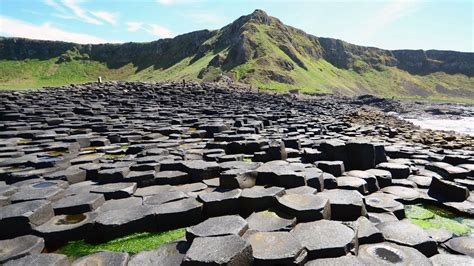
top-left (0, 0), bottom-right (472, 52)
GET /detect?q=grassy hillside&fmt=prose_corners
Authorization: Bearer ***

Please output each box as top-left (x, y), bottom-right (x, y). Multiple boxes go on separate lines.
top-left (0, 9), bottom-right (472, 102)
top-left (0, 59), bottom-right (135, 89)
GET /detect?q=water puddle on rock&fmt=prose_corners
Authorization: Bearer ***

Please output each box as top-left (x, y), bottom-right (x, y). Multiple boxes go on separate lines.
top-left (55, 214), bottom-right (87, 225)
top-left (32, 181), bottom-right (57, 188)
top-left (405, 204), bottom-right (473, 236)
top-left (372, 247), bottom-right (403, 263)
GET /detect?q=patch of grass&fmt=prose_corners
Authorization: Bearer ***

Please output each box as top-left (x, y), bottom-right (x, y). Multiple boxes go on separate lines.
top-left (0, 59), bottom-right (135, 89)
top-left (58, 229), bottom-right (185, 258)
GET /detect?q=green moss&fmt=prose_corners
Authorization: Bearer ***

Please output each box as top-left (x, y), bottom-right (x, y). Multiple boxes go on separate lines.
top-left (242, 157), bottom-right (253, 163)
top-left (58, 229), bottom-right (185, 258)
top-left (406, 204), bottom-right (473, 236)
top-left (405, 205), bottom-right (435, 220)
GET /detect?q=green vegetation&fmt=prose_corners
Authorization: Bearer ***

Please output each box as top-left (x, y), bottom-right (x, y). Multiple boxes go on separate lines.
top-left (405, 204), bottom-right (473, 235)
top-left (58, 229), bottom-right (185, 258)
top-left (1, 10), bottom-right (473, 102)
top-left (0, 59), bottom-right (135, 90)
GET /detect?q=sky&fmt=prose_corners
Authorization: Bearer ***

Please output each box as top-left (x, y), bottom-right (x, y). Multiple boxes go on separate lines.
top-left (0, 0), bottom-right (472, 52)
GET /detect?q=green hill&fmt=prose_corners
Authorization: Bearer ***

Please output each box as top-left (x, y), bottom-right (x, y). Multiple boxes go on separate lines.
top-left (1, 10), bottom-right (473, 101)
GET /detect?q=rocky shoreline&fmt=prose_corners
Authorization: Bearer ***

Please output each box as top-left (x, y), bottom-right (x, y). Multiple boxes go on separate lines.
top-left (0, 82), bottom-right (473, 265)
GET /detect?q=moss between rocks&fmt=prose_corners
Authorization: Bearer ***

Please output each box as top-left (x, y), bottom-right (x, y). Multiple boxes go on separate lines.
top-left (406, 205), bottom-right (472, 236)
top-left (58, 229), bottom-right (185, 258)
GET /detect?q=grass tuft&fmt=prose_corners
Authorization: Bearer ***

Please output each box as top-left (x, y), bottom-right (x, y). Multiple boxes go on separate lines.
top-left (58, 229), bottom-right (185, 258)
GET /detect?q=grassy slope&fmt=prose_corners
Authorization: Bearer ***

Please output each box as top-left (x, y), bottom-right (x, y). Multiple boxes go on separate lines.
top-left (0, 59), bottom-right (136, 90)
top-left (226, 23), bottom-right (474, 101)
top-left (0, 30), bottom-right (472, 103)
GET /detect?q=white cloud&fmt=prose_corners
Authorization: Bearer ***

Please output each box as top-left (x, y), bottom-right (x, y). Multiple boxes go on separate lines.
top-left (126, 22), bottom-right (143, 32)
top-left (90, 11), bottom-right (118, 25)
top-left (0, 15), bottom-right (113, 44)
top-left (357, 0), bottom-right (422, 41)
top-left (44, 0), bottom-right (119, 26)
top-left (126, 21), bottom-right (173, 38)
top-left (61, 0), bottom-right (103, 25)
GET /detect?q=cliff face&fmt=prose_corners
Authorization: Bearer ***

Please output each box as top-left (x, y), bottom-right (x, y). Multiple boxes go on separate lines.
top-left (0, 29), bottom-right (213, 70)
top-left (0, 9), bottom-right (473, 98)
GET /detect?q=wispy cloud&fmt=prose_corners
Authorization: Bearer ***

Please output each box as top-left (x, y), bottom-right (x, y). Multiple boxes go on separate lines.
top-left (126, 21), bottom-right (174, 38)
top-left (357, 0), bottom-right (422, 41)
top-left (90, 11), bottom-right (118, 25)
top-left (0, 15), bottom-right (114, 44)
top-left (44, 0), bottom-right (119, 26)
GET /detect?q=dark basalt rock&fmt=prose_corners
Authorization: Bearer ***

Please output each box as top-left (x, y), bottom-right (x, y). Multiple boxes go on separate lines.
top-left (240, 186), bottom-right (285, 214)
top-left (220, 169), bottom-right (257, 189)
top-left (277, 193), bottom-right (330, 222)
top-left (366, 168), bottom-right (392, 188)
top-left (381, 186), bottom-right (420, 203)
top-left (358, 242), bottom-right (431, 265)
top-left (180, 160), bottom-right (221, 181)
top-left (430, 254), bottom-right (474, 265)
top-left (34, 212), bottom-right (97, 246)
top-left (0, 235), bottom-right (45, 264)
top-left (143, 190), bottom-right (188, 206)
top-left (198, 189), bottom-right (241, 216)
top-left (246, 210), bottom-right (296, 232)
top-left (246, 231), bottom-right (306, 265)
top-left (443, 236), bottom-right (474, 257)
top-left (155, 171), bottom-right (191, 185)
top-left (291, 220), bottom-right (356, 260)
top-left (92, 206), bottom-right (154, 242)
top-left (428, 176), bottom-right (470, 202)
top-left (53, 193), bottom-right (105, 215)
top-left (72, 251), bottom-right (129, 266)
top-left (3, 253), bottom-right (70, 266)
top-left (96, 197), bottom-right (143, 212)
top-left (318, 189), bottom-right (366, 221)
top-left (364, 192), bottom-right (405, 219)
top-left (305, 255), bottom-right (366, 265)
top-left (154, 198), bottom-right (204, 230)
top-left (186, 215), bottom-right (248, 241)
top-left (128, 241), bottom-right (189, 266)
top-left (376, 220), bottom-right (438, 257)
top-left (336, 175), bottom-right (368, 194)
top-left (0, 200), bottom-right (54, 239)
top-left (0, 81), bottom-right (474, 265)
top-left (377, 162), bottom-right (410, 179)
top-left (315, 160), bottom-right (345, 177)
top-left (182, 235), bottom-right (253, 265)
top-left (356, 217), bottom-right (384, 245)
top-left (90, 182), bottom-right (137, 200)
